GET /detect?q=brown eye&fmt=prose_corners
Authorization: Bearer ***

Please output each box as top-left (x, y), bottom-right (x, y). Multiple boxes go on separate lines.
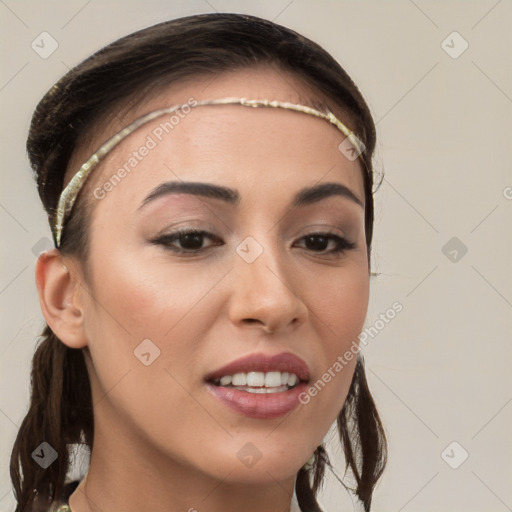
top-left (152, 229), bottom-right (223, 253)
top-left (294, 232), bottom-right (355, 256)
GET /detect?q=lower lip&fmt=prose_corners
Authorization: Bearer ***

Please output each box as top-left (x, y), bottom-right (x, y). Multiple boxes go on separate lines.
top-left (205, 382), bottom-right (308, 419)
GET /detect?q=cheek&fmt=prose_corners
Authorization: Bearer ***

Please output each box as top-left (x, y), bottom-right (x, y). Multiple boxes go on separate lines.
top-left (81, 245), bottom-right (235, 400)
top-left (312, 263), bottom-right (369, 348)
top-left (87, 244), bottom-right (229, 339)
top-left (302, 265), bottom-right (369, 419)
top-left (81, 248), bottom-right (227, 431)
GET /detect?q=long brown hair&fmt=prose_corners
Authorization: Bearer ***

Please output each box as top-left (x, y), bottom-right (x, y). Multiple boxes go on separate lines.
top-left (10, 13), bottom-right (386, 511)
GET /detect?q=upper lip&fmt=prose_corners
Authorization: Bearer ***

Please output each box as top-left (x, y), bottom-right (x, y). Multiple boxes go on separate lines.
top-left (205, 352), bottom-right (310, 383)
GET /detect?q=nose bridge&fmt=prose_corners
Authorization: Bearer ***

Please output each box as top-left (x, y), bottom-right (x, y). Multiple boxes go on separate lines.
top-left (228, 231), bottom-right (308, 332)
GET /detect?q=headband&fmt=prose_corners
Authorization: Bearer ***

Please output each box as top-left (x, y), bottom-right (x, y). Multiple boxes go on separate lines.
top-left (52, 97), bottom-right (365, 247)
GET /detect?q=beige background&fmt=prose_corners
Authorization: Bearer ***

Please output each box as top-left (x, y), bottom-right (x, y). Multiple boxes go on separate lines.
top-left (1, 1), bottom-right (511, 511)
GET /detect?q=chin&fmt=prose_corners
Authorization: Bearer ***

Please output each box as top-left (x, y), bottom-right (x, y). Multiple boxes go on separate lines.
top-left (200, 442), bottom-right (309, 484)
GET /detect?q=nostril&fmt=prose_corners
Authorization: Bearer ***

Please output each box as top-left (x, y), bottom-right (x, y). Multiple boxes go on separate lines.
top-left (243, 318), bottom-right (262, 325)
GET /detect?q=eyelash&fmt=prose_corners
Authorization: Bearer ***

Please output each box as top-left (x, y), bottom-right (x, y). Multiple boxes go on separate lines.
top-left (151, 228), bottom-right (356, 257)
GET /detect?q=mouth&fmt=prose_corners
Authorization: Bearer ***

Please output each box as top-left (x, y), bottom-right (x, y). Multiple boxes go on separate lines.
top-left (204, 352), bottom-right (310, 419)
top-left (211, 370), bottom-right (302, 393)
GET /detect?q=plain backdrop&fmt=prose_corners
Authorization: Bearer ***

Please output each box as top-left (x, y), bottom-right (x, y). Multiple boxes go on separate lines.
top-left (1, 1), bottom-right (511, 511)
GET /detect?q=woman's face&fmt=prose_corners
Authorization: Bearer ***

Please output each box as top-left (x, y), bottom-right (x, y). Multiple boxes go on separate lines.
top-left (70, 67), bottom-right (369, 485)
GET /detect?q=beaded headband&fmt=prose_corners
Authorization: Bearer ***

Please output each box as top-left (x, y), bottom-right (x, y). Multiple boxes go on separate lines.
top-left (52, 97), bottom-right (365, 247)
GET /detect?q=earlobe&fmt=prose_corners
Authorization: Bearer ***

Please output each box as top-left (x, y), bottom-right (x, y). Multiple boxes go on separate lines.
top-left (35, 249), bottom-right (89, 349)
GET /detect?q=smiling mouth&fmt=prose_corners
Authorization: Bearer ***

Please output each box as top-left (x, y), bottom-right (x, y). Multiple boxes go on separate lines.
top-left (204, 351), bottom-right (311, 418)
top-left (211, 370), bottom-right (302, 394)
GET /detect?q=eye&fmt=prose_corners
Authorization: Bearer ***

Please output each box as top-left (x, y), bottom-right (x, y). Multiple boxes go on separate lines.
top-left (294, 232), bottom-right (356, 256)
top-left (151, 228), bottom-right (355, 258)
top-left (151, 228), bottom-right (223, 253)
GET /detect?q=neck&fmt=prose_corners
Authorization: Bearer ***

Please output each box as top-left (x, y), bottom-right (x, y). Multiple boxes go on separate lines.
top-left (69, 419), bottom-right (298, 512)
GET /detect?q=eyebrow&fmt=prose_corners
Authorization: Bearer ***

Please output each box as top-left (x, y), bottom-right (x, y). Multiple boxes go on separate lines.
top-left (138, 180), bottom-right (363, 211)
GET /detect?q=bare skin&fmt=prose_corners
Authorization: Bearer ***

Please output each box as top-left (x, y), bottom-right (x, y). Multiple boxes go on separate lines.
top-left (36, 67), bottom-right (369, 512)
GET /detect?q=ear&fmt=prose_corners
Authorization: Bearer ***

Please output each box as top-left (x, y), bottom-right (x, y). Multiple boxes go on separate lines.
top-left (35, 249), bottom-right (89, 349)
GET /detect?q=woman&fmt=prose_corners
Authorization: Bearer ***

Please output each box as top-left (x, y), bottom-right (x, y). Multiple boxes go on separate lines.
top-left (10, 12), bottom-right (386, 512)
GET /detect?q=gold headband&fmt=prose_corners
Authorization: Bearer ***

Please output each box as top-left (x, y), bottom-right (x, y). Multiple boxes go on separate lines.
top-left (53, 97), bottom-right (365, 247)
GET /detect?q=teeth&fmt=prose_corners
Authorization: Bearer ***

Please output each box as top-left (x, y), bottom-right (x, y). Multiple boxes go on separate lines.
top-left (288, 373), bottom-right (298, 387)
top-left (214, 371), bottom-right (300, 389)
top-left (232, 373), bottom-right (246, 386)
top-left (233, 385), bottom-right (290, 394)
top-left (247, 372), bottom-right (265, 387)
top-left (219, 375), bottom-right (232, 386)
top-left (265, 371), bottom-right (282, 387)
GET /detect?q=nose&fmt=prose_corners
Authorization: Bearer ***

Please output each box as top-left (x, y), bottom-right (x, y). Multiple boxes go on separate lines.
top-left (227, 241), bottom-right (309, 334)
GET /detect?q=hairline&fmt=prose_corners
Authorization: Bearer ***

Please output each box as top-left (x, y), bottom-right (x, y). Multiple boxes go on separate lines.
top-left (63, 63), bottom-right (367, 282)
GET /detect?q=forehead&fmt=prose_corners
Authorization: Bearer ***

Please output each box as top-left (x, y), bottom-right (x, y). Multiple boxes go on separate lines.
top-left (71, 67), bottom-right (365, 214)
